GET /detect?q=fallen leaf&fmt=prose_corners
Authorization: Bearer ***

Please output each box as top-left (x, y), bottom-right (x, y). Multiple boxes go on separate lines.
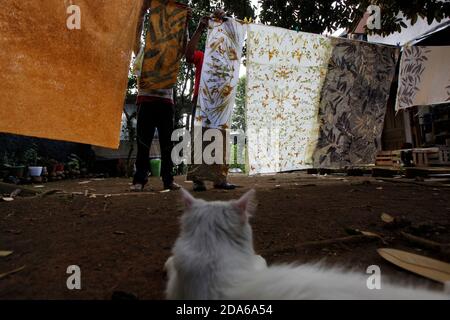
top-left (1, 197), bottom-right (14, 202)
top-left (0, 265), bottom-right (26, 279)
top-left (345, 228), bottom-right (386, 243)
top-left (360, 231), bottom-right (382, 238)
top-left (0, 251), bottom-right (13, 257)
top-left (378, 248), bottom-right (450, 284)
top-left (381, 213), bottom-right (394, 223)
top-left (39, 189), bottom-right (64, 197)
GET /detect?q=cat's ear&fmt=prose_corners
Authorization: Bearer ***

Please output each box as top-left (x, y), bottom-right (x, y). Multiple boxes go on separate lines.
top-left (180, 188), bottom-right (196, 208)
top-left (233, 189), bottom-right (257, 221)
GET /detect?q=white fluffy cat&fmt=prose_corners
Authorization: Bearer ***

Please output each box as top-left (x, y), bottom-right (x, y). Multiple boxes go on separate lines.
top-left (165, 189), bottom-right (448, 300)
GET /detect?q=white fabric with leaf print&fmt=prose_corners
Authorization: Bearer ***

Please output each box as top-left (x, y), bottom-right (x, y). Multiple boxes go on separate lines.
top-left (195, 18), bottom-right (246, 130)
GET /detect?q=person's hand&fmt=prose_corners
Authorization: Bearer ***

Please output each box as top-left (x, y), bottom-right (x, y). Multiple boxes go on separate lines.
top-left (198, 16), bottom-right (209, 31)
top-left (212, 8), bottom-right (226, 20)
top-left (186, 7), bottom-right (192, 22)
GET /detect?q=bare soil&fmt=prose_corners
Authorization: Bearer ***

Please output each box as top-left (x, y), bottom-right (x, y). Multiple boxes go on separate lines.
top-left (1, 173), bottom-right (449, 299)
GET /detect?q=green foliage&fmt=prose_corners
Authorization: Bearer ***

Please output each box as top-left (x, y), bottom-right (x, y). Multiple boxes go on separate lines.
top-left (258, 0), bottom-right (450, 36)
top-left (66, 154), bottom-right (85, 171)
top-left (232, 76), bottom-right (246, 131)
top-left (127, 72), bottom-right (137, 99)
top-left (23, 144), bottom-right (41, 166)
top-left (229, 144), bottom-right (246, 171)
top-left (1, 151), bottom-right (20, 167)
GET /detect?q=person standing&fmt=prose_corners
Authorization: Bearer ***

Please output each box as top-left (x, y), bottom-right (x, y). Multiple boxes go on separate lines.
top-left (131, 1), bottom-right (190, 191)
top-left (185, 10), bottom-right (236, 192)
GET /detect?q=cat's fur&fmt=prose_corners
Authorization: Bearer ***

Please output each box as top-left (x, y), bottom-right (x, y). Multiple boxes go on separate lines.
top-left (165, 189), bottom-right (448, 300)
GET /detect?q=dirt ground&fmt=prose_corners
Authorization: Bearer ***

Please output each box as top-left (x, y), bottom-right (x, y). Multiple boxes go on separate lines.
top-left (1, 172), bottom-right (449, 299)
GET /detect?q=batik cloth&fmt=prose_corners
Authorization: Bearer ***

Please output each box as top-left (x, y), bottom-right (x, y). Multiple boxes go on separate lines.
top-left (245, 24), bottom-right (333, 174)
top-left (195, 18), bottom-right (246, 129)
top-left (139, 0), bottom-right (188, 90)
top-left (396, 46), bottom-right (450, 111)
top-left (311, 38), bottom-right (399, 168)
top-left (0, 0), bottom-right (143, 148)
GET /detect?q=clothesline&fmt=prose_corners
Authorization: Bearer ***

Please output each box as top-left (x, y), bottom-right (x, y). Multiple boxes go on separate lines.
top-left (189, 6), bottom-right (405, 50)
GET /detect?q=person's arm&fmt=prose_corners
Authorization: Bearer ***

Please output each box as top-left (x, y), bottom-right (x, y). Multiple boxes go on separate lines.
top-left (134, 0), bottom-right (151, 55)
top-left (185, 16), bottom-right (208, 63)
top-left (185, 9), bottom-right (226, 62)
top-left (181, 7), bottom-right (192, 54)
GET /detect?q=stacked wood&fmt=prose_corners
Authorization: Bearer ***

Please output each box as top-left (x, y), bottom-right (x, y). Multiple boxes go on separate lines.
top-left (375, 150), bottom-right (402, 167)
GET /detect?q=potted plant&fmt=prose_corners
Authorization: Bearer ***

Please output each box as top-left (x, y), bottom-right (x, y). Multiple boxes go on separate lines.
top-left (66, 154), bottom-right (82, 178)
top-left (24, 147), bottom-right (43, 177)
top-left (1, 152), bottom-right (11, 179)
top-left (2, 151), bottom-right (26, 179)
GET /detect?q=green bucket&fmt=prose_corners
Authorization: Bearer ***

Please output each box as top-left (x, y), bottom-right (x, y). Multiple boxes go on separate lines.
top-left (150, 158), bottom-right (161, 177)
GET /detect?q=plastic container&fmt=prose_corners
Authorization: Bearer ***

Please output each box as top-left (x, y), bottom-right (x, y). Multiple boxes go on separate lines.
top-left (28, 166), bottom-right (43, 177)
top-left (150, 159), bottom-right (161, 177)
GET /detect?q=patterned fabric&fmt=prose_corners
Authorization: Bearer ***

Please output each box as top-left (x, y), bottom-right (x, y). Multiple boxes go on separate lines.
top-left (139, 0), bottom-right (188, 90)
top-left (0, 0), bottom-right (143, 148)
top-left (396, 46), bottom-right (450, 111)
top-left (195, 18), bottom-right (246, 129)
top-left (245, 24), bottom-right (333, 174)
top-left (312, 38), bottom-right (399, 168)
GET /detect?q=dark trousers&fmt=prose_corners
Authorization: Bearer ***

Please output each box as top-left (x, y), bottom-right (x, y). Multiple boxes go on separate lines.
top-left (133, 100), bottom-right (175, 187)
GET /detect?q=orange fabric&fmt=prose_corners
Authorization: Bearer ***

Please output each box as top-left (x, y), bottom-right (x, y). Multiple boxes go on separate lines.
top-left (0, 0), bottom-right (143, 148)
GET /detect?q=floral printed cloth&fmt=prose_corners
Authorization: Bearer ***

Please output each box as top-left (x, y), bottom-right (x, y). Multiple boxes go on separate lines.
top-left (246, 24), bottom-right (333, 174)
top-left (396, 46), bottom-right (450, 111)
top-left (311, 38), bottom-right (399, 168)
top-left (195, 18), bottom-right (246, 129)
